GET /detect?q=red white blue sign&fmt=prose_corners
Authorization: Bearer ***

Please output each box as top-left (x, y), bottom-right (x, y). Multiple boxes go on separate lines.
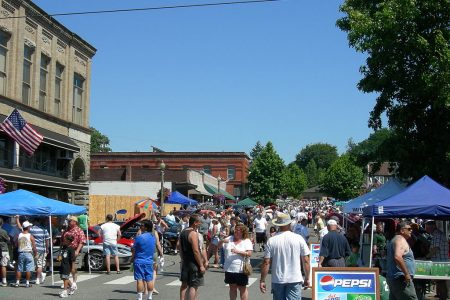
top-left (313, 268), bottom-right (379, 300)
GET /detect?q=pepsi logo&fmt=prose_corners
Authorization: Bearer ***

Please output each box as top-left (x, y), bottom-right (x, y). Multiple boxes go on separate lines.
top-left (320, 275), bottom-right (335, 291)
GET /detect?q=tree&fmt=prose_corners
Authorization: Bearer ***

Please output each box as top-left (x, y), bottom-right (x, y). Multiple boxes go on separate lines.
top-left (250, 141), bottom-right (264, 161)
top-left (248, 142), bottom-right (285, 205)
top-left (90, 127), bottom-right (112, 153)
top-left (304, 159), bottom-right (322, 188)
top-left (337, 0), bottom-right (450, 186)
top-left (346, 128), bottom-right (393, 169)
top-left (321, 156), bottom-right (364, 200)
top-left (295, 143), bottom-right (339, 170)
top-left (283, 164), bottom-right (308, 199)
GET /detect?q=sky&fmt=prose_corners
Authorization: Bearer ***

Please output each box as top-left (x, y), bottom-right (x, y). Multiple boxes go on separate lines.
top-left (34, 0), bottom-right (378, 164)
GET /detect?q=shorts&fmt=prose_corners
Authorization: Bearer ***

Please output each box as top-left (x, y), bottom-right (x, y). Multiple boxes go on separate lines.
top-left (180, 262), bottom-right (204, 288)
top-left (35, 252), bottom-right (47, 268)
top-left (134, 263), bottom-right (153, 282)
top-left (1, 251), bottom-right (10, 267)
top-left (17, 252), bottom-right (35, 272)
top-left (224, 272), bottom-right (249, 286)
top-left (255, 232), bottom-right (267, 244)
top-left (60, 273), bottom-right (70, 280)
top-left (103, 244), bottom-right (118, 256)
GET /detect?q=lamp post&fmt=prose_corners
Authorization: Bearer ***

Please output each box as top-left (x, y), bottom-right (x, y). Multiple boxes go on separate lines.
top-left (217, 174), bottom-right (222, 206)
top-left (160, 161), bottom-right (166, 215)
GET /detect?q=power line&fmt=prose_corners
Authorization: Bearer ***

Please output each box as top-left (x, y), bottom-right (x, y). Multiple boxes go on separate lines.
top-left (0, 0), bottom-right (282, 20)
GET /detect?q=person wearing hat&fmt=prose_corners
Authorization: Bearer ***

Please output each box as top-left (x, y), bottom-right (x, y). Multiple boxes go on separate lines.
top-left (14, 220), bottom-right (37, 287)
top-left (318, 219), bottom-right (351, 267)
top-left (61, 216), bottom-right (86, 290)
top-left (259, 213), bottom-right (310, 300)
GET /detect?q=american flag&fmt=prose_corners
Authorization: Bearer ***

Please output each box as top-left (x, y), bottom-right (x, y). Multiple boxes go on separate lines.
top-left (0, 109), bottom-right (43, 155)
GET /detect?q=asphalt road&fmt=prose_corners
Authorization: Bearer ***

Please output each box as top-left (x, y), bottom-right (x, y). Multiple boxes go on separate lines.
top-left (1, 246), bottom-right (313, 300)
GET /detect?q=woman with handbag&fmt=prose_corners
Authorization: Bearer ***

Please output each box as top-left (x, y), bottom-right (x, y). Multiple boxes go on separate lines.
top-left (219, 224), bottom-right (253, 300)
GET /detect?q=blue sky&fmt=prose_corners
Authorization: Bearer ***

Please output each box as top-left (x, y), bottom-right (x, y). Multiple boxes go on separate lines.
top-left (34, 0), bottom-right (377, 163)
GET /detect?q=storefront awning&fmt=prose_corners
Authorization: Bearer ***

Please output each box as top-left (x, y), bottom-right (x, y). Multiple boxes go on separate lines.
top-left (204, 183), bottom-right (236, 200)
top-left (0, 167), bottom-right (88, 191)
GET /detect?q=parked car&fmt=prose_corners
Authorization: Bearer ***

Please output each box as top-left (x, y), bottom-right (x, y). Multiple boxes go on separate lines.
top-left (89, 213), bottom-right (146, 247)
top-left (52, 241), bottom-right (132, 271)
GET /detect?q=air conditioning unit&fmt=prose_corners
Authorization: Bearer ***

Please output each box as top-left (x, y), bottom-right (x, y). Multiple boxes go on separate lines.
top-left (57, 149), bottom-right (74, 160)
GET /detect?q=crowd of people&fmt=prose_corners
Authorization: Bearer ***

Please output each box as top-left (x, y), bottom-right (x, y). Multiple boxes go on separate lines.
top-left (0, 198), bottom-right (448, 300)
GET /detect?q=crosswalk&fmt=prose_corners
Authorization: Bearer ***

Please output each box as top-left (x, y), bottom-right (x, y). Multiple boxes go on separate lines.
top-left (53, 274), bottom-right (259, 287)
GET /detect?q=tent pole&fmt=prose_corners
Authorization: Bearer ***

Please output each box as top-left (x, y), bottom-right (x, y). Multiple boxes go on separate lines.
top-left (369, 216), bottom-right (375, 268)
top-left (49, 215), bottom-right (54, 286)
top-left (86, 214), bottom-right (91, 274)
top-left (359, 218), bottom-right (365, 266)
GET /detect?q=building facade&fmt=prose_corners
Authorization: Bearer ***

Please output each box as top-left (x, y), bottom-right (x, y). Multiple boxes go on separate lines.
top-left (91, 152), bottom-right (250, 199)
top-left (0, 0), bottom-right (96, 203)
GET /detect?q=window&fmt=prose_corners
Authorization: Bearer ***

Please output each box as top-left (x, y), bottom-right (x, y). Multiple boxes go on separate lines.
top-left (39, 54), bottom-right (50, 111)
top-left (22, 45), bottom-right (34, 105)
top-left (0, 32), bottom-right (9, 95)
top-left (227, 166), bottom-right (236, 180)
top-left (19, 144), bottom-right (58, 176)
top-left (72, 73), bottom-right (84, 125)
top-left (0, 134), bottom-right (12, 168)
top-left (54, 63), bottom-right (64, 117)
top-left (203, 165), bottom-right (212, 174)
top-left (233, 186), bottom-right (241, 197)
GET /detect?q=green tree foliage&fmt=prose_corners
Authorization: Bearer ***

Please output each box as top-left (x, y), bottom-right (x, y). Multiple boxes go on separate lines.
top-left (304, 160), bottom-right (324, 188)
top-left (337, 0), bottom-right (450, 185)
top-left (346, 128), bottom-right (393, 169)
top-left (90, 127), bottom-right (112, 153)
top-left (295, 143), bottom-right (339, 170)
top-left (321, 156), bottom-right (364, 200)
top-left (283, 164), bottom-right (308, 199)
top-left (250, 141), bottom-right (264, 160)
top-left (248, 142), bottom-right (285, 205)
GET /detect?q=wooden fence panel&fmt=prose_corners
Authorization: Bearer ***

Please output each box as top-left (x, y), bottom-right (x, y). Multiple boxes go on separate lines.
top-left (88, 195), bottom-right (147, 225)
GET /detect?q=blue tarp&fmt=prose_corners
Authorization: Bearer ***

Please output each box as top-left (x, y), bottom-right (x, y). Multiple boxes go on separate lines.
top-left (343, 179), bottom-right (406, 214)
top-left (166, 191), bottom-right (198, 206)
top-left (362, 176), bottom-right (450, 219)
top-left (0, 189), bottom-right (86, 216)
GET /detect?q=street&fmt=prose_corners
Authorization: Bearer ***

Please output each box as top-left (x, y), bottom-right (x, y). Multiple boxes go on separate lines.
top-left (0, 248), bottom-right (313, 300)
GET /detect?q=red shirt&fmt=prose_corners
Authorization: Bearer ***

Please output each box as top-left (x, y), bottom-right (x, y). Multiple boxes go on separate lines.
top-left (63, 225), bottom-right (86, 250)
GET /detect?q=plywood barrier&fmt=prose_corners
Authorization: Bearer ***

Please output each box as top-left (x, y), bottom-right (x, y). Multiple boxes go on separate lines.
top-left (89, 195), bottom-right (148, 225)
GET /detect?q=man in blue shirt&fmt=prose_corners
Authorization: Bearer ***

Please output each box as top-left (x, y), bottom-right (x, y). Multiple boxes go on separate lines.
top-left (132, 220), bottom-right (156, 300)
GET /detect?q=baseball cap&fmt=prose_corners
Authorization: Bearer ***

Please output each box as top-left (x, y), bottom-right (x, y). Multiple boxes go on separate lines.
top-left (22, 221), bottom-right (33, 228)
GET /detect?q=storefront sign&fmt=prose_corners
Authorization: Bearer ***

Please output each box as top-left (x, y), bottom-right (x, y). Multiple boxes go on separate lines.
top-left (313, 268), bottom-right (379, 300)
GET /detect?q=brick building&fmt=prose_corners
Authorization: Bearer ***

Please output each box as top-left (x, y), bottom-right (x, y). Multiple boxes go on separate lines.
top-left (0, 0), bottom-right (95, 203)
top-left (91, 151), bottom-right (250, 199)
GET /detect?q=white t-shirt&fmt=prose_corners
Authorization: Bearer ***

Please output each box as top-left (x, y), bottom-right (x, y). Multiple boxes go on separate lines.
top-left (253, 217), bottom-right (268, 233)
top-left (165, 214), bottom-right (176, 223)
top-left (264, 231), bottom-right (310, 284)
top-left (223, 237), bottom-right (253, 273)
top-left (100, 222), bottom-right (121, 245)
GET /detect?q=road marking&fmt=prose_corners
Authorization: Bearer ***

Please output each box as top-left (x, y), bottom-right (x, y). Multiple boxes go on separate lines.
top-left (166, 279), bottom-right (182, 286)
top-left (104, 275), bottom-right (135, 285)
top-left (55, 274), bottom-right (100, 284)
top-left (225, 277), bottom-right (257, 287)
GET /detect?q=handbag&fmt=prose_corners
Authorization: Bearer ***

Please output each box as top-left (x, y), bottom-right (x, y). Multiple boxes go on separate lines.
top-left (243, 257), bottom-right (252, 276)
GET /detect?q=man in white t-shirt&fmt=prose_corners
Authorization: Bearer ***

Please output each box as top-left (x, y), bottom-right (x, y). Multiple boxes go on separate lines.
top-left (260, 213), bottom-right (310, 300)
top-left (100, 214), bottom-right (122, 274)
top-left (253, 213), bottom-right (268, 252)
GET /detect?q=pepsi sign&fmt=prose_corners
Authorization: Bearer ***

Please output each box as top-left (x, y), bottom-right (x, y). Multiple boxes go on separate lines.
top-left (317, 273), bottom-right (376, 294)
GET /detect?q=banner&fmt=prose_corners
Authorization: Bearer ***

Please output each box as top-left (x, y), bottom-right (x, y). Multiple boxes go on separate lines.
top-left (310, 243), bottom-right (320, 281)
top-left (313, 267), bottom-right (379, 300)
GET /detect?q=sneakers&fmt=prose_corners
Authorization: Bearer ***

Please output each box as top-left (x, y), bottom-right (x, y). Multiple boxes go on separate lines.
top-left (0, 282), bottom-right (7, 287)
top-left (71, 282), bottom-right (77, 290)
top-left (25, 283), bottom-right (32, 288)
top-left (41, 273), bottom-right (47, 283)
top-left (68, 286), bottom-right (76, 295)
top-left (59, 290), bottom-right (69, 298)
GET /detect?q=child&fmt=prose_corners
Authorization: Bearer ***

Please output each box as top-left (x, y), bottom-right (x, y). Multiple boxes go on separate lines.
top-left (346, 242), bottom-right (360, 267)
top-left (59, 235), bottom-right (76, 298)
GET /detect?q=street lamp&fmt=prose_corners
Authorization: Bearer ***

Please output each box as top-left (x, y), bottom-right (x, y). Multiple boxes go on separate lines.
top-left (217, 174), bottom-right (222, 206)
top-left (160, 161), bottom-right (166, 216)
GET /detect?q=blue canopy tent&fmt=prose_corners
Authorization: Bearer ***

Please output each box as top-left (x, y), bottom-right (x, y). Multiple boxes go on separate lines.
top-left (0, 189), bottom-right (87, 284)
top-left (361, 176), bottom-right (450, 267)
top-left (166, 191), bottom-right (198, 206)
top-left (343, 179), bottom-right (406, 214)
top-left (0, 189), bottom-right (86, 216)
top-left (362, 176), bottom-right (450, 219)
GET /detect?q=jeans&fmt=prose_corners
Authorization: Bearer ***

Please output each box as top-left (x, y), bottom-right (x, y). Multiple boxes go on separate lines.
top-left (271, 282), bottom-right (302, 300)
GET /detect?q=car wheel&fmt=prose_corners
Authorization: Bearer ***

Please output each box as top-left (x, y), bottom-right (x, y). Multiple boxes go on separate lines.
top-left (87, 250), bottom-right (105, 271)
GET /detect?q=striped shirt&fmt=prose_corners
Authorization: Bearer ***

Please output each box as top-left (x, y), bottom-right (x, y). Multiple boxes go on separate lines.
top-left (29, 226), bottom-right (49, 254)
top-left (430, 229), bottom-right (449, 262)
